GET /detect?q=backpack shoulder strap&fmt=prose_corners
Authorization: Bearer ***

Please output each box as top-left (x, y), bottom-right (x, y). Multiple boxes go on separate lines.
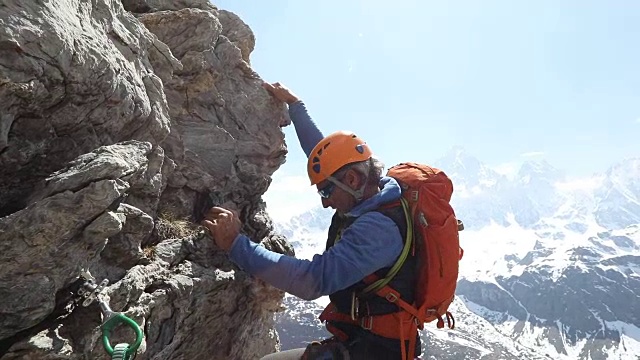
top-left (360, 197), bottom-right (414, 296)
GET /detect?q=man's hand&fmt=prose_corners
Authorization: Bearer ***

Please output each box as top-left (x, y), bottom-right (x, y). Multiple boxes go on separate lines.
top-left (201, 207), bottom-right (241, 251)
top-left (263, 82), bottom-right (300, 104)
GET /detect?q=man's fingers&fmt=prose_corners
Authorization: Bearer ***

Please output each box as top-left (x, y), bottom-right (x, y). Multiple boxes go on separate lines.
top-left (205, 207), bottom-right (233, 217)
top-left (201, 219), bottom-right (215, 231)
top-left (262, 82), bottom-right (275, 92)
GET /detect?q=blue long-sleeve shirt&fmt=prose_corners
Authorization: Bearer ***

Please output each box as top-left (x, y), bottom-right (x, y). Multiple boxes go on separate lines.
top-left (228, 101), bottom-right (403, 300)
top-left (288, 101), bottom-right (324, 157)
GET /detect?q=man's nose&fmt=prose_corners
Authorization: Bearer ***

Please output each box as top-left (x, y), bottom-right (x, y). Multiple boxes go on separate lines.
top-left (321, 197), bottom-right (330, 208)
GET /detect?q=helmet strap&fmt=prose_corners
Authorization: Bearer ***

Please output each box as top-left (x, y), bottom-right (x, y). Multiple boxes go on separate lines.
top-left (328, 172), bottom-right (369, 202)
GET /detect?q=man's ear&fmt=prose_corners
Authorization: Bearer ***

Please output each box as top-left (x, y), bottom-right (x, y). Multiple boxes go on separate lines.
top-left (345, 169), bottom-right (363, 189)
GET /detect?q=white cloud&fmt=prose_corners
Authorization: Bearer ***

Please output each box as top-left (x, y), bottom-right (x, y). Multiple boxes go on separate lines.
top-left (263, 173), bottom-right (320, 222)
top-left (520, 151), bottom-right (544, 158)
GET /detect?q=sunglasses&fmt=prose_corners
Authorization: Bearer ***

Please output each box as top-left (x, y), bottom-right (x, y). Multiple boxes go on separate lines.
top-left (317, 181), bottom-right (337, 199)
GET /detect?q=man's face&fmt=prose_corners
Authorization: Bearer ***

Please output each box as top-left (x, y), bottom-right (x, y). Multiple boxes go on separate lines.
top-left (315, 171), bottom-right (358, 214)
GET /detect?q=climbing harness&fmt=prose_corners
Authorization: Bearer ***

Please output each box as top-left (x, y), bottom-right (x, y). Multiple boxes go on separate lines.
top-left (77, 271), bottom-right (143, 360)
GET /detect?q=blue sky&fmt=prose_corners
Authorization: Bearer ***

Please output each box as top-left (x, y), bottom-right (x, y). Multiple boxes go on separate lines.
top-left (214, 0), bottom-right (640, 219)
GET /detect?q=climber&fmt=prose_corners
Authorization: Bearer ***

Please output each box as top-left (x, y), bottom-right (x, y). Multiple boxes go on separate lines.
top-left (201, 82), bottom-right (420, 360)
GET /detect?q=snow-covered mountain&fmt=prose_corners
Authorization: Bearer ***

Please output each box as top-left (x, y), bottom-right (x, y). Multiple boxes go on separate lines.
top-left (271, 149), bottom-right (640, 360)
top-left (595, 158), bottom-right (640, 230)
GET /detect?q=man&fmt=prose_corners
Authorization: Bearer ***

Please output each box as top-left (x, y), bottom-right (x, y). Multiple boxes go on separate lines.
top-left (202, 83), bottom-right (420, 359)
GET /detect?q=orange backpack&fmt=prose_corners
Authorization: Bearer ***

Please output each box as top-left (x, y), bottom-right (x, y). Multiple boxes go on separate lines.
top-left (319, 162), bottom-right (464, 360)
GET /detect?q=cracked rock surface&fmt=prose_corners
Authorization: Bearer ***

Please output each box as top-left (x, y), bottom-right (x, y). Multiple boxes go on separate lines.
top-left (0, 0), bottom-right (293, 359)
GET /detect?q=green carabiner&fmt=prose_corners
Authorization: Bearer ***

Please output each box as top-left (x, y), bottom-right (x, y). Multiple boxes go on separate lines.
top-left (102, 313), bottom-right (143, 359)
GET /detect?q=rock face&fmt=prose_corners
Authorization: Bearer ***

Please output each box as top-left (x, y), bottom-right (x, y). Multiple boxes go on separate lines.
top-left (0, 0), bottom-right (293, 359)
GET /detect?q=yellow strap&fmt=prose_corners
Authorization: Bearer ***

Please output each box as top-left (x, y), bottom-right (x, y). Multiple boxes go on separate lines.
top-left (361, 198), bottom-right (413, 295)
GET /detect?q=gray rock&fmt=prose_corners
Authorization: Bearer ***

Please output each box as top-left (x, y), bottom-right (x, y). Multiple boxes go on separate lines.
top-left (28, 141), bottom-right (153, 202)
top-left (122, 0), bottom-right (215, 13)
top-left (456, 279), bottom-right (529, 321)
top-left (0, 179), bottom-right (129, 339)
top-left (218, 9), bottom-right (256, 64)
top-left (97, 203), bottom-right (155, 281)
top-left (0, 0), bottom-right (171, 217)
top-left (1, 1), bottom-right (294, 359)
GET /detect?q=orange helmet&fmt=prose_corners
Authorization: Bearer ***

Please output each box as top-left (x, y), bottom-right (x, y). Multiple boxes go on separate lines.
top-left (307, 131), bottom-right (373, 185)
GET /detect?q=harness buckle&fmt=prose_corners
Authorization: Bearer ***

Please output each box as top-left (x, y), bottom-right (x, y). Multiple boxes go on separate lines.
top-left (360, 316), bottom-right (373, 330)
top-left (350, 292), bottom-right (359, 321)
top-left (385, 293), bottom-right (398, 303)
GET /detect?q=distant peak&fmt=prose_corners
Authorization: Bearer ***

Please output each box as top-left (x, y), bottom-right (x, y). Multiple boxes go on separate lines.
top-left (518, 159), bottom-right (565, 182)
top-left (607, 157), bottom-right (640, 175)
top-left (446, 145), bottom-right (467, 157)
top-left (520, 159), bottom-right (555, 173)
top-left (433, 146), bottom-right (502, 185)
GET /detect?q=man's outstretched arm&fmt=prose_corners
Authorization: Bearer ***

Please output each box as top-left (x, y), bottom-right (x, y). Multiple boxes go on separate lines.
top-left (202, 206), bottom-right (403, 301)
top-left (263, 82), bottom-right (324, 157)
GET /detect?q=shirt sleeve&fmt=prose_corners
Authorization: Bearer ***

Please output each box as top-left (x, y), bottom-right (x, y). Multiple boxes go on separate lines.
top-left (288, 101), bottom-right (325, 157)
top-left (228, 211), bottom-right (403, 300)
